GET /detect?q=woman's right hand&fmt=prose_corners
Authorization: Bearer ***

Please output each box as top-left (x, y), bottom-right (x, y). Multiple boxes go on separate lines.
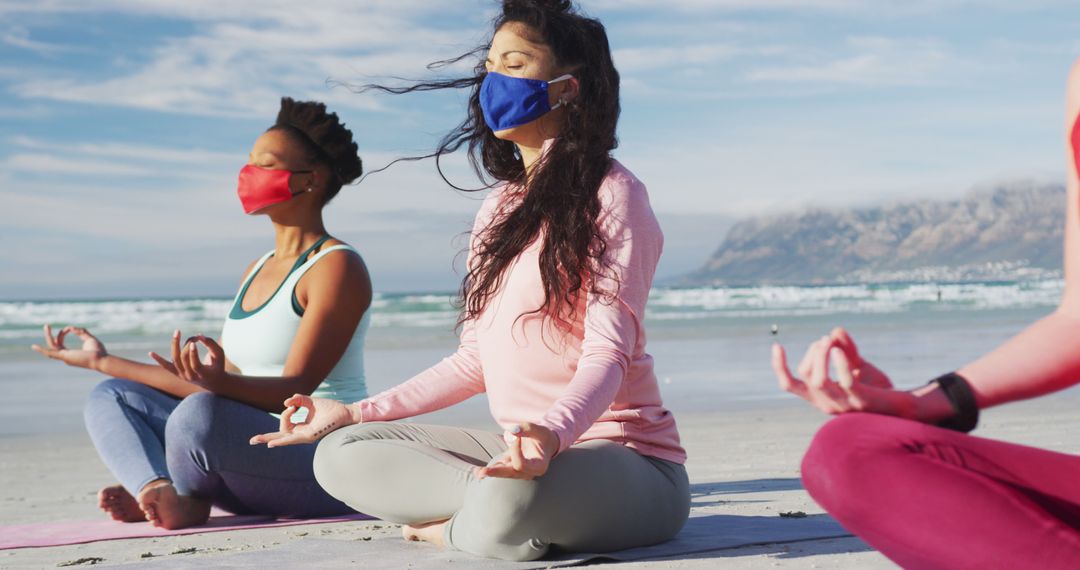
top-left (249, 394), bottom-right (359, 448)
top-left (31, 325), bottom-right (108, 371)
top-left (771, 327), bottom-right (916, 417)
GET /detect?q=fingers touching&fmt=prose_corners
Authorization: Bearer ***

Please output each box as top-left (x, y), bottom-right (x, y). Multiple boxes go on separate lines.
top-left (772, 335), bottom-right (869, 415)
top-left (771, 344), bottom-right (807, 398)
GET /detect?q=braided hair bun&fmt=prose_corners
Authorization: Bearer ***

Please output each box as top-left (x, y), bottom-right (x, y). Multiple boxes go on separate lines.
top-left (271, 97), bottom-right (362, 204)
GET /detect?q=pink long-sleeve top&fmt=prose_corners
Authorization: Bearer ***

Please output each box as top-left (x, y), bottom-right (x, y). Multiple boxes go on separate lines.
top-left (355, 158), bottom-right (686, 464)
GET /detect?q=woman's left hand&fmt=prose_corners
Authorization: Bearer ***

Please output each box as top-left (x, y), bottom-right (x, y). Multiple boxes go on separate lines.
top-left (476, 423), bottom-right (560, 481)
top-left (150, 330), bottom-right (228, 389)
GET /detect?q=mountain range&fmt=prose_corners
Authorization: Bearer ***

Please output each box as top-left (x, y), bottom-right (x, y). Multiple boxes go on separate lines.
top-left (684, 181), bottom-right (1065, 286)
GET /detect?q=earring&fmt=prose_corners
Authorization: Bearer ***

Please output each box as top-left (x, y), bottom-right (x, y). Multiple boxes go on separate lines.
top-left (306, 187), bottom-right (313, 192)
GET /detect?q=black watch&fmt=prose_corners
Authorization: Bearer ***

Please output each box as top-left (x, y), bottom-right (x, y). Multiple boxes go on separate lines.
top-left (932, 372), bottom-right (979, 433)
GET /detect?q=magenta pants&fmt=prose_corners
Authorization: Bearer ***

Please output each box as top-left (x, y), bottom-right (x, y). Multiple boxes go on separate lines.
top-left (802, 413), bottom-right (1080, 569)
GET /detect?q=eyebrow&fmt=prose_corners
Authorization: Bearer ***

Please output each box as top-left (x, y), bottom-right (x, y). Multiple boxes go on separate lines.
top-left (252, 151), bottom-right (281, 164)
top-left (485, 49), bottom-right (534, 62)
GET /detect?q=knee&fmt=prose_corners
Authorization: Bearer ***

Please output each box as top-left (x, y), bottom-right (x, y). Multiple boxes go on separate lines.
top-left (84, 378), bottom-right (136, 417)
top-left (86, 377), bottom-right (135, 402)
top-left (312, 430), bottom-right (350, 496)
top-left (164, 392), bottom-right (220, 452)
top-left (472, 476), bottom-right (540, 528)
top-left (312, 423), bottom-right (393, 498)
top-left (453, 477), bottom-right (547, 561)
top-left (801, 413), bottom-right (909, 509)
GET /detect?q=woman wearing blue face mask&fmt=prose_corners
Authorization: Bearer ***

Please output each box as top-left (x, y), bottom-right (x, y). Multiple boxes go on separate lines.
top-left (32, 98), bottom-right (371, 529)
top-left (252, 0), bottom-right (689, 562)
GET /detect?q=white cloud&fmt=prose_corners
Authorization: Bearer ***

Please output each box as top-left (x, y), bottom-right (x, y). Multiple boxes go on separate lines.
top-left (7, 1), bottom-right (487, 118)
top-left (0, 104), bottom-right (53, 119)
top-left (10, 136), bottom-right (235, 165)
top-left (746, 37), bottom-right (954, 87)
top-left (613, 43), bottom-right (743, 72)
top-left (1, 25), bottom-right (78, 55)
top-left (1, 138), bottom-right (241, 185)
top-left (591, 0), bottom-right (863, 11)
top-left (2, 153), bottom-right (154, 176)
top-left (592, 0), bottom-right (1075, 15)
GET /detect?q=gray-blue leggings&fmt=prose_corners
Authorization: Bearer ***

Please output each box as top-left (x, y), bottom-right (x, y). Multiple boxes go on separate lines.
top-left (313, 421), bottom-right (690, 561)
top-left (83, 378), bottom-right (351, 516)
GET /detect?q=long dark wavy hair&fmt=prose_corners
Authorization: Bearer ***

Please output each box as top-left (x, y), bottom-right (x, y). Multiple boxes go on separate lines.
top-left (356, 0), bottom-right (620, 327)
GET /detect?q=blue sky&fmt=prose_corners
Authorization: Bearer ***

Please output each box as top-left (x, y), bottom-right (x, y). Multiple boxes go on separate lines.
top-left (1, 0), bottom-right (1079, 299)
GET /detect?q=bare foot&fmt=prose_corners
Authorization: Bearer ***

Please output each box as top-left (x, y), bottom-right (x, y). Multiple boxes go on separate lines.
top-left (97, 485), bottom-right (146, 522)
top-left (402, 519), bottom-right (449, 548)
top-left (136, 480), bottom-right (211, 530)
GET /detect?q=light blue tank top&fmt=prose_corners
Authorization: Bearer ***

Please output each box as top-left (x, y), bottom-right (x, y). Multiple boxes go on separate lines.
top-left (220, 238), bottom-right (369, 405)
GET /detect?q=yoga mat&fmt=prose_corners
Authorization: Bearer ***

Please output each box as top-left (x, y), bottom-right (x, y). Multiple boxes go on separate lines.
top-left (0, 512), bottom-right (373, 550)
top-left (142, 513), bottom-right (857, 569)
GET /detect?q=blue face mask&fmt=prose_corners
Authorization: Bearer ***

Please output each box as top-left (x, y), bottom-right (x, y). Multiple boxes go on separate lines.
top-left (479, 72), bottom-right (574, 132)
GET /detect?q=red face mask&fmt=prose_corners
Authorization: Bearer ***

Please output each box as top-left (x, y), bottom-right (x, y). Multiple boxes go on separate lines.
top-left (236, 164), bottom-right (310, 215)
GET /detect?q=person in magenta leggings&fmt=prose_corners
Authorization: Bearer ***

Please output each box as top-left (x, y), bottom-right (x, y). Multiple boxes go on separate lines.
top-left (770, 60), bottom-right (1080, 569)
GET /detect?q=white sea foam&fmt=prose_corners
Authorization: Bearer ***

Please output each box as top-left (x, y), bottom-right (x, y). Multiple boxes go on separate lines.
top-left (647, 280), bottom-right (1063, 316)
top-left (0, 281), bottom-right (1064, 345)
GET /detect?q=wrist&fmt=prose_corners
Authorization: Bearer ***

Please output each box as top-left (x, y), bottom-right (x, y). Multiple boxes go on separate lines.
top-left (539, 424), bottom-right (562, 458)
top-left (930, 372), bottom-right (980, 432)
top-left (348, 401), bottom-right (364, 424)
top-left (906, 382), bottom-right (956, 424)
top-left (92, 354), bottom-right (112, 374)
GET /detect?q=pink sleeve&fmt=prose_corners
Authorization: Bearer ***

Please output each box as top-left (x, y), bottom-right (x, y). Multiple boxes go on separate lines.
top-left (537, 168), bottom-right (663, 452)
top-left (355, 192), bottom-right (503, 422)
top-left (957, 66), bottom-right (1080, 408)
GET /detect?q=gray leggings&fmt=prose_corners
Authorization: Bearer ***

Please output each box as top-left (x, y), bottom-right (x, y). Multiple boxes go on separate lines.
top-left (313, 422), bottom-right (690, 561)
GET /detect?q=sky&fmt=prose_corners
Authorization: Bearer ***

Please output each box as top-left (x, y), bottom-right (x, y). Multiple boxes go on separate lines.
top-left (1, 0), bottom-right (1079, 299)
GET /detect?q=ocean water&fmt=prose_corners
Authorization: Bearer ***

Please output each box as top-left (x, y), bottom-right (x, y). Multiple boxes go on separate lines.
top-left (0, 280), bottom-right (1063, 434)
top-left (0, 280), bottom-right (1062, 353)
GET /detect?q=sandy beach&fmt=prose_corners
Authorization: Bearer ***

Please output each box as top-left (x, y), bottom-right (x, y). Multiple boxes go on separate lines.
top-left (0, 301), bottom-right (1069, 568)
top-left (4, 374), bottom-right (1079, 569)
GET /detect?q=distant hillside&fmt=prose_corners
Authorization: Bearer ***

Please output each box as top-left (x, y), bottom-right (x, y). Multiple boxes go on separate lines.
top-left (684, 181), bottom-right (1065, 286)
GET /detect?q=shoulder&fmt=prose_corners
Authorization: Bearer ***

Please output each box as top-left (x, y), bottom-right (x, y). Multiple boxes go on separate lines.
top-left (598, 159), bottom-right (648, 202)
top-left (473, 184), bottom-right (515, 231)
top-left (1069, 56), bottom-right (1080, 95)
top-left (303, 241), bottom-right (370, 289)
top-left (299, 241), bottom-right (372, 309)
top-left (1068, 57), bottom-right (1080, 119)
top-left (312, 240), bottom-right (368, 275)
top-left (596, 159), bottom-right (659, 230)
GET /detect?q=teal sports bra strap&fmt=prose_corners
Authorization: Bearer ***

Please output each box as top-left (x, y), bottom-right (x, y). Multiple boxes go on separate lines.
top-left (229, 235), bottom-right (333, 320)
top-left (291, 234), bottom-right (332, 272)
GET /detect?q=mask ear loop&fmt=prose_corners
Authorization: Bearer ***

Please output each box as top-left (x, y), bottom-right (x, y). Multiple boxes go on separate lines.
top-left (290, 169), bottom-right (316, 197)
top-left (547, 74), bottom-right (575, 111)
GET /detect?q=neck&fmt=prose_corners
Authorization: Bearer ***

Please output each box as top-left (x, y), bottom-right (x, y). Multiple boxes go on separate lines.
top-left (518, 142), bottom-right (544, 175)
top-left (269, 211), bottom-right (328, 259)
top-left (513, 111), bottom-right (563, 177)
top-left (516, 135), bottom-right (560, 180)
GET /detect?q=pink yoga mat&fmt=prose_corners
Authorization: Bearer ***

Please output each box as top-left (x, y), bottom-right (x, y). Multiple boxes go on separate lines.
top-left (0, 512), bottom-right (374, 550)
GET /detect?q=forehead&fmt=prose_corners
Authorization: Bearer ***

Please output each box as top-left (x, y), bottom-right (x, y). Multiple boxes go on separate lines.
top-left (250, 129), bottom-right (302, 163)
top-left (251, 129), bottom-right (294, 154)
top-left (489, 22), bottom-right (552, 59)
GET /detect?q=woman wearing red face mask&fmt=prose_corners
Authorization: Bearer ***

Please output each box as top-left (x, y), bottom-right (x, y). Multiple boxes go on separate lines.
top-left (31, 97), bottom-right (370, 529)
